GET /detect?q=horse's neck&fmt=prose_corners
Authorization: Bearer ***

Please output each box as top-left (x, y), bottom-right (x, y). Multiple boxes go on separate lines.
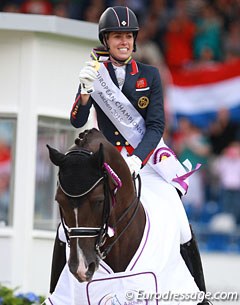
top-left (82, 134), bottom-right (146, 271)
top-left (102, 146), bottom-right (146, 271)
top-left (104, 198), bottom-right (146, 272)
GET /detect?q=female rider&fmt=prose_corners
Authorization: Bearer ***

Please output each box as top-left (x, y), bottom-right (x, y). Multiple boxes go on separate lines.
top-left (50, 6), bottom-right (209, 304)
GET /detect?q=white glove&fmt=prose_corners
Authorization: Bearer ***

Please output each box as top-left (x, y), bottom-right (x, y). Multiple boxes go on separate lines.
top-left (79, 61), bottom-right (98, 94)
top-left (125, 155), bottom-right (142, 177)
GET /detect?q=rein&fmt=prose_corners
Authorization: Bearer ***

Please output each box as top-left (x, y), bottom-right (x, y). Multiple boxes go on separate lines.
top-left (58, 149), bottom-right (141, 260)
top-left (97, 175), bottom-right (141, 259)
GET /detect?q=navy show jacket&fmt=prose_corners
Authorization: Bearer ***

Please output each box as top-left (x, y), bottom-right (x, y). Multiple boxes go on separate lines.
top-left (70, 59), bottom-right (165, 163)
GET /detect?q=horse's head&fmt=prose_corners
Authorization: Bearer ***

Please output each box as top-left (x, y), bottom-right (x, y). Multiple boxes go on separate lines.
top-left (47, 128), bottom-right (138, 282)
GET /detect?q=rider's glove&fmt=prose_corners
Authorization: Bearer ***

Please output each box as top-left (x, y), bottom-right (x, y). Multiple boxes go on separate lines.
top-left (79, 62), bottom-right (98, 94)
top-left (125, 155), bottom-right (142, 177)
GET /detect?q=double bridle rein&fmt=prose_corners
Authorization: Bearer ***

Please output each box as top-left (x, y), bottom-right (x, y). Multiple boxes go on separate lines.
top-left (58, 149), bottom-right (141, 260)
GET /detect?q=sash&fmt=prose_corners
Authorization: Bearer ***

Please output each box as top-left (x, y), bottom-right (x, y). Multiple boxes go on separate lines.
top-left (91, 63), bottom-right (200, 194)
top-left (91, 63), bottom-right (145, 148)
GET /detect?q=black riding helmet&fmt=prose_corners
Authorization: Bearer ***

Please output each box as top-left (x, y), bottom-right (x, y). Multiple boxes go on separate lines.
top-left (99, 6), bottom-right (139, 53)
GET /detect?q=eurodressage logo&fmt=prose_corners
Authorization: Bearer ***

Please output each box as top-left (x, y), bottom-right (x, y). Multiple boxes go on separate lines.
top-left (99, 292), bottom-right (147, 305)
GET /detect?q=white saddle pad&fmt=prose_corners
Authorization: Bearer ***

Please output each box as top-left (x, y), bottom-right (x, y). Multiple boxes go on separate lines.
top-left (45, 192), bottom-right (200, 305)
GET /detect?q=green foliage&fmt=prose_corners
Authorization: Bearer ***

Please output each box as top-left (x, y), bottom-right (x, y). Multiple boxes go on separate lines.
top-left (0, 285), bottom-right (45, 305)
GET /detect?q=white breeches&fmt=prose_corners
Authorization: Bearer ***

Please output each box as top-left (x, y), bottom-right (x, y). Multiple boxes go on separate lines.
top-left (140, 163), bottom-right (192, 244)
top-left (121, 148), bottom-right (192, 244)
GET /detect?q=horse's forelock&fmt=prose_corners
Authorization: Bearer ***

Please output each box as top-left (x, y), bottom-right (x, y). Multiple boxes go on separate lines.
top-left (75, 128), bottom-right (108, 152)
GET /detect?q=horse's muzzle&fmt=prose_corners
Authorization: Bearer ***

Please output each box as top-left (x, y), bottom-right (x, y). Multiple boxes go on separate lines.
top-left (73, 261), bottom-right (96, 282)
top-left (68, 252), bottom-right (98, 283)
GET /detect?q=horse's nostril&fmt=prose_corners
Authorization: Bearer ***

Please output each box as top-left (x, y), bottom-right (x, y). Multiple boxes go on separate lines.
top-left (86, 262), bottom-right (96, 278)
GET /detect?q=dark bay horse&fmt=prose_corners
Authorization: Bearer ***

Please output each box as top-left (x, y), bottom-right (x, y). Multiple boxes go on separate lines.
top-left (47, 128), bottom-right (146, 282)
top-left (46, 128), bottom-right (201, 305)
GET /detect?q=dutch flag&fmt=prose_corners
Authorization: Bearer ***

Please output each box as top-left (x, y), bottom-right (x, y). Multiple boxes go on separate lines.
top-left (167, 59), bottom-right (240, 128)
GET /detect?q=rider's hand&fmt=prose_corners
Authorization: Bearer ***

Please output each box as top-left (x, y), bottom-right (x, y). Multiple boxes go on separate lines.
top-left (125, 155), bottom-right (142, 177)
top-left (79, 62), bottom-right (98, 94)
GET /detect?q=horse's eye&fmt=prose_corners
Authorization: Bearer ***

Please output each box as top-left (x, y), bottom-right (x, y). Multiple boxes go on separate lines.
top-left (90, 193), bottom-right (104, 208)
top-left (95, 199), bottom-right (104, 207)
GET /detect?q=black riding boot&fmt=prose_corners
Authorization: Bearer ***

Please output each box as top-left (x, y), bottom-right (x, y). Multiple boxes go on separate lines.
top-left (180, 231), bottom-right (206, 292)
top-left (49, 226), bottom-right (66, 293)
top-left (180, 228), bottom-right (212, 305)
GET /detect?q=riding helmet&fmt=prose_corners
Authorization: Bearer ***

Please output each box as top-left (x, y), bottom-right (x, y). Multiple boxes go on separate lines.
top-left (99, 6), bottom-right (139, 51)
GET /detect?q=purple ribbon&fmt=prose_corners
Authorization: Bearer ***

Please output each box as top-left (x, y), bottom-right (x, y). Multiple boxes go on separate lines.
top-left (172, 163), bottom-right (202, 193)
top-left (153, 147), bottom-right (177, 164)
top-left (103, 162), bottom-right (123, 207)
top-left (103, 162), bottom-right (122, 189)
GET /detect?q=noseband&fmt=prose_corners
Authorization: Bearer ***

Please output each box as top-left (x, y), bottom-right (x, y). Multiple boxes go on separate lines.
top-left (68, 227), bottom-right (101, 238)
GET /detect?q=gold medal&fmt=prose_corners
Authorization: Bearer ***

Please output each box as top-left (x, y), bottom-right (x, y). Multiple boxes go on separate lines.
top-left (138, 96), bottom-right (149, 109)
top-left (93, 61), bottom-right (100, 71)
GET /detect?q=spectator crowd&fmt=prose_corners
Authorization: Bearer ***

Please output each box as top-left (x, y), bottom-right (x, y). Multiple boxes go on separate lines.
top-left (1, 0), bottom-right (240, 64)
top-left (1, 0), bottom-right (240, 245)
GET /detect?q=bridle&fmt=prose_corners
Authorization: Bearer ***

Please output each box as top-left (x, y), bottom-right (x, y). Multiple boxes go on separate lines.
top-left (58, 148), bottom-right (141, 260)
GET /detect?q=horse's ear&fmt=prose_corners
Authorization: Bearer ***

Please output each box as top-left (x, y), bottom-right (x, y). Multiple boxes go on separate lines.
top-left (98, 143), bottom-right (105, 166)
top-left (46, 144), bottom-right (66, 166)
top-left (92, 143), bottom-right (104, 168)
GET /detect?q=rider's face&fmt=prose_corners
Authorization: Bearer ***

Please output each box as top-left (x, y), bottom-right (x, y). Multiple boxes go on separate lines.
top-left (107, 32), bottom-right (134, 62)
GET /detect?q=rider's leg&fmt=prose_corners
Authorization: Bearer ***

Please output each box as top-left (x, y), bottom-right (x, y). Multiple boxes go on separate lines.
top-left (180, 226), bottom-right (206, 292)
top-left (175, 190), bottom-right (207, 294)
top-left (140, 164), bottom-right (208, 293)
